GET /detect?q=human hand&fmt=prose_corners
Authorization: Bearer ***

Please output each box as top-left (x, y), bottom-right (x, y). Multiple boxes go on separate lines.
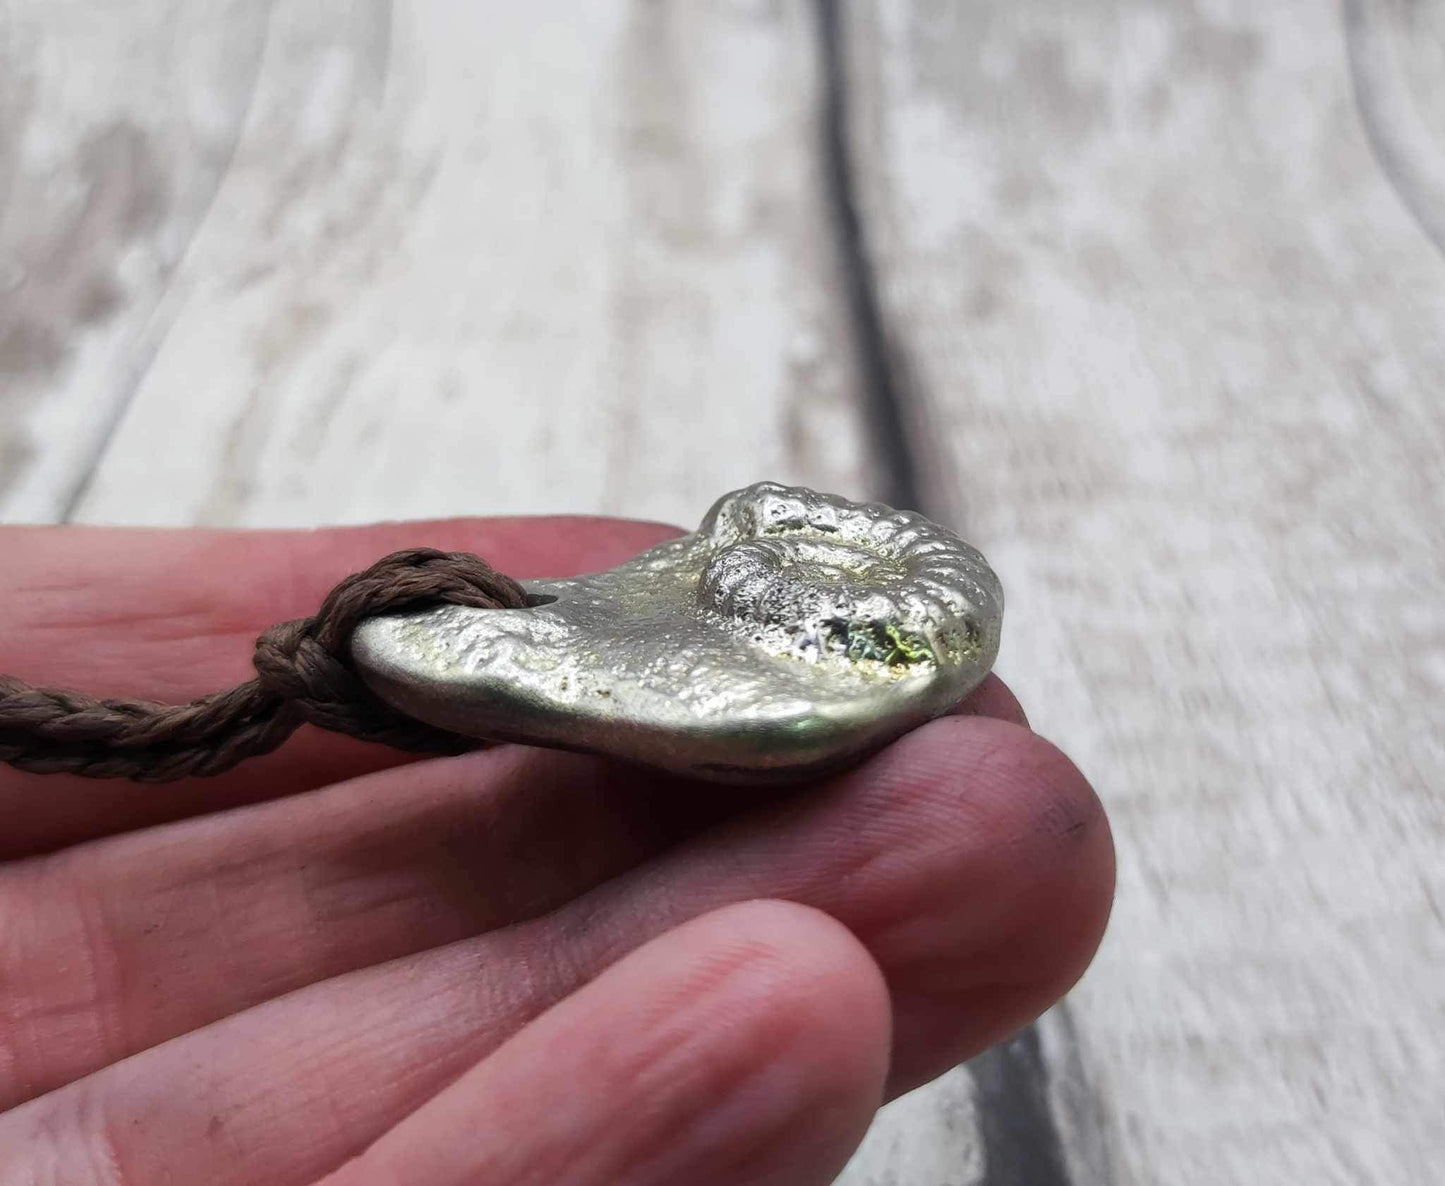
top-left (0, 518), bottom-right (1113, 1185)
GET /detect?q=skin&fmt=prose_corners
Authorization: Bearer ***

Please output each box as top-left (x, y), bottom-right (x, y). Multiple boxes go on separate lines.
top-left (0, 518), bottom-right (1115, 1186)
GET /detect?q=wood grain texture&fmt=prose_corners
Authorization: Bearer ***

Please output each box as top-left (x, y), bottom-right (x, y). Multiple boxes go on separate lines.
top-left (844, 1), bottom-right (1445, 1183)
top-left (1347, 0), bottom-right (1445, 257)
top-left (3, 0), bottom-right (875, 528)
top-left (0, 0), bottom-right (271, 520)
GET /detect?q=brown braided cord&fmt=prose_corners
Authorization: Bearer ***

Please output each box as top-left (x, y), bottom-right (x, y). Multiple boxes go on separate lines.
top-left (0, 548), bottom-right (528, 781)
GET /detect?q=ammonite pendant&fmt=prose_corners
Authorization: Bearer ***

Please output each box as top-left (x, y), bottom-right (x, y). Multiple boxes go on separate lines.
top-left (351, 483), bottom-right (1004, 783)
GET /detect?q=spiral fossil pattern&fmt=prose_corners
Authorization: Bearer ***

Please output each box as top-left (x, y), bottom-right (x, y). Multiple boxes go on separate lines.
top-left (695, 483), bottom-right (1002, 671)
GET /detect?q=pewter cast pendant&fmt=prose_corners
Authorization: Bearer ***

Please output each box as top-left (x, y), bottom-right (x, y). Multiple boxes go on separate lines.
top-left (352, 483), bottom-right (1004, 783)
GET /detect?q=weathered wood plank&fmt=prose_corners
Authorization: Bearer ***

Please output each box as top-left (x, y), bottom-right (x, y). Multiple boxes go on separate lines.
top-left (4, 0), bottom-right (874, 528)
top-left (0, 0), bottom-right (272, 521)
top-left (1347, 0), bottom-right (1445, 256)
top-left (844, 1), bottom-right (1445, 1183)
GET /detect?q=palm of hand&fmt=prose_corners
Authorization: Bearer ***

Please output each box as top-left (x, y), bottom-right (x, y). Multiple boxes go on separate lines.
top-left (0, 518), bottom-right (1113, 1186)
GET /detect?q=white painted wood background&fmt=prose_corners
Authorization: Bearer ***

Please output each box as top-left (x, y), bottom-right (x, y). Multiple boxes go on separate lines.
top-left (2, 2), bottom-right (1441, 1183)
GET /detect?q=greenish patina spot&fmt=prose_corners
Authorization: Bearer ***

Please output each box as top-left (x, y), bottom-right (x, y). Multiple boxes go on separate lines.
top-left (830, 618), bottom-right (936, 667)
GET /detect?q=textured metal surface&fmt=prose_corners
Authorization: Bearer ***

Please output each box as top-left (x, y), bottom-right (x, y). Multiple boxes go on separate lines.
top-left (352, 482), bottom-right (1003, 782)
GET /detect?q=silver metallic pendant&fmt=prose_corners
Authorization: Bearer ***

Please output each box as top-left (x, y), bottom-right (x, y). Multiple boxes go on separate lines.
top-left (352, 483), bottom-right (1003, 783)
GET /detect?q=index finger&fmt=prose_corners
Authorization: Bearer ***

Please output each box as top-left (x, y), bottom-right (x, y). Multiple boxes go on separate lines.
top-left (0, 517), bottom-right (680, 856)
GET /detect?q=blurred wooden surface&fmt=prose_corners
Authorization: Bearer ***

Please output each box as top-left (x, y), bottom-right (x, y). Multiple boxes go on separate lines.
top-left (1, 1), bottom-right (874, 525)
top-left (844, 2), bottom-right (1445, 1183)
top-left (2, 2), bottom-right (1442, 1184)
